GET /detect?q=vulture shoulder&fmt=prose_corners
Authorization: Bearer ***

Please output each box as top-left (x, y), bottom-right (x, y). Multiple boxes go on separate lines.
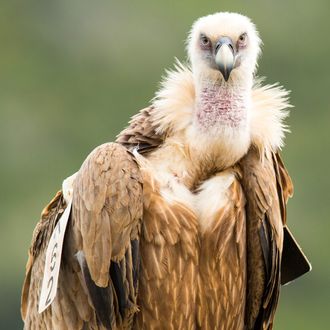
top-left (116, 107), bottom-right (165, 154)
top-left (21, 143), bottom-right (143, 329)
top-left (239, 147), bottom-right (293, 330)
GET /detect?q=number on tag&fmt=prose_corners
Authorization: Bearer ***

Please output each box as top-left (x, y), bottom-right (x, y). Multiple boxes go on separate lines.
top-left (38, 200), bottom-right (72, 313)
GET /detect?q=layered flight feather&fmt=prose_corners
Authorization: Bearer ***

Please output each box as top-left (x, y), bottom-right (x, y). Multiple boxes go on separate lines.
top-left (22, 144), bottom-right (143, 329)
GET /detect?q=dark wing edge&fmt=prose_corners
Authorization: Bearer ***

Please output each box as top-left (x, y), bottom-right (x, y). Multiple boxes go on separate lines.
top-left (281, 226), bottom-right (312, 285)
top-left (273, 153), bottom-right (311, 285)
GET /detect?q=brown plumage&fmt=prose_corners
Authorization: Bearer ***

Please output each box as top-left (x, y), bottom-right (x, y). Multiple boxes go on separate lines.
top-left (22, 144), bottom-right (143, 329)
top-left (22, 12), bottom-right (310, 330)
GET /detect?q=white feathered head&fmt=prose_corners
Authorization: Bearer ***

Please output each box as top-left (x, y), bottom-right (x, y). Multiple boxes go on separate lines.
top-left (187, 12), bottom-right (262, 84)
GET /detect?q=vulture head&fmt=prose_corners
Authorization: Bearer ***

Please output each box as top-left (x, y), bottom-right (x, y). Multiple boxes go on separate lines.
top-left (187, 12), bottom-right (261, 85)
top-left (182, 12), bottom-right (264, 166)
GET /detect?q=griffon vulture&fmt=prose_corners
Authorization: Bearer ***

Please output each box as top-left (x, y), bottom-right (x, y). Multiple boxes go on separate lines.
top-left (21, 12), bottom-right (310, 330)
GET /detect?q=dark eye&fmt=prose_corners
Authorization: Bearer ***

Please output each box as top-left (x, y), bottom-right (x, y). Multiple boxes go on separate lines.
top-left (200, 35), bottom-right (211, 49)
top-left (238, 33), bottom-right (247, 47)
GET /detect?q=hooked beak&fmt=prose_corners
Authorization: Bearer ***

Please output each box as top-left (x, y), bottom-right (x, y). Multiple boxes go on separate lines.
top-left (215, 37), bottom-right (235, 82)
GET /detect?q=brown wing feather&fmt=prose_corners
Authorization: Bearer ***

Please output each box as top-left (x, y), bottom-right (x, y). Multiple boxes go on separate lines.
top-left (21, 142), bottom-right (143, 329)
top-left (116, 107), bottom-right (165, 154)
top-left (21, 190), bottom-right (66, 320)
top-left (272, 152), bottom-right (293, 224)
top-left (240, 147), bottom-right (286, 330)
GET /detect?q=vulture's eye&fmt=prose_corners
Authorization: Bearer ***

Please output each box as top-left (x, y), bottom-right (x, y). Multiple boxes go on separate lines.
top-left (200, 35), bottom-right (211, 49)
top-left (238, 33), bottom-right (248, 48)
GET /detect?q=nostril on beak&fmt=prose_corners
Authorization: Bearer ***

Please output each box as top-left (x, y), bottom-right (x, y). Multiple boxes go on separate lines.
top-left (215, 37), bottom-right (235, 55)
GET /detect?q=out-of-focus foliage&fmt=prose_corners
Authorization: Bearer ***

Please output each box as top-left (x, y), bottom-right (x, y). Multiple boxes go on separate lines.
top-left (1, 1), bottom-right (329, 328)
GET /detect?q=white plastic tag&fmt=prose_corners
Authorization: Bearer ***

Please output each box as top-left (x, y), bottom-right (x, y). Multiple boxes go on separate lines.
top-left (38, 199), bottom-right (72, 313)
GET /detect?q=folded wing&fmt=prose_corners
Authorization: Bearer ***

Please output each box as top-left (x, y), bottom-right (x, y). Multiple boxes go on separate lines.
top-left (240, 148), bottom-right (292, 330)
top-left (21, 143), bottom-right (143, 329)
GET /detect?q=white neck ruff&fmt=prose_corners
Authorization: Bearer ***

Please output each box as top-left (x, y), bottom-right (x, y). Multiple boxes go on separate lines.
top-left (152, 60), bottom-right (291, 157)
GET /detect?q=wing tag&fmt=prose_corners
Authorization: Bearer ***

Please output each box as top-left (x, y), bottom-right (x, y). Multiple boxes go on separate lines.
top-left (38, 199), bottom-right (72, 313)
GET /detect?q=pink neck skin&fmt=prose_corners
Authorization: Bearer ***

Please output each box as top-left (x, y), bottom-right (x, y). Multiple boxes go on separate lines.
top-left (196, 83), bottom-right (249, 130)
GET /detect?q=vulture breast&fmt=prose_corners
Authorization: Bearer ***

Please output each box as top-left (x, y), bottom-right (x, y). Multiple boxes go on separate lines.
top-left (136, 161), bottom-right (247, 330)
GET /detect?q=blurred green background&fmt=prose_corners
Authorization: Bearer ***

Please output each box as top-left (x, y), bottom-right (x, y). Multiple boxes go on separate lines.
top-left (1, 0), bottom-right (329, 329)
